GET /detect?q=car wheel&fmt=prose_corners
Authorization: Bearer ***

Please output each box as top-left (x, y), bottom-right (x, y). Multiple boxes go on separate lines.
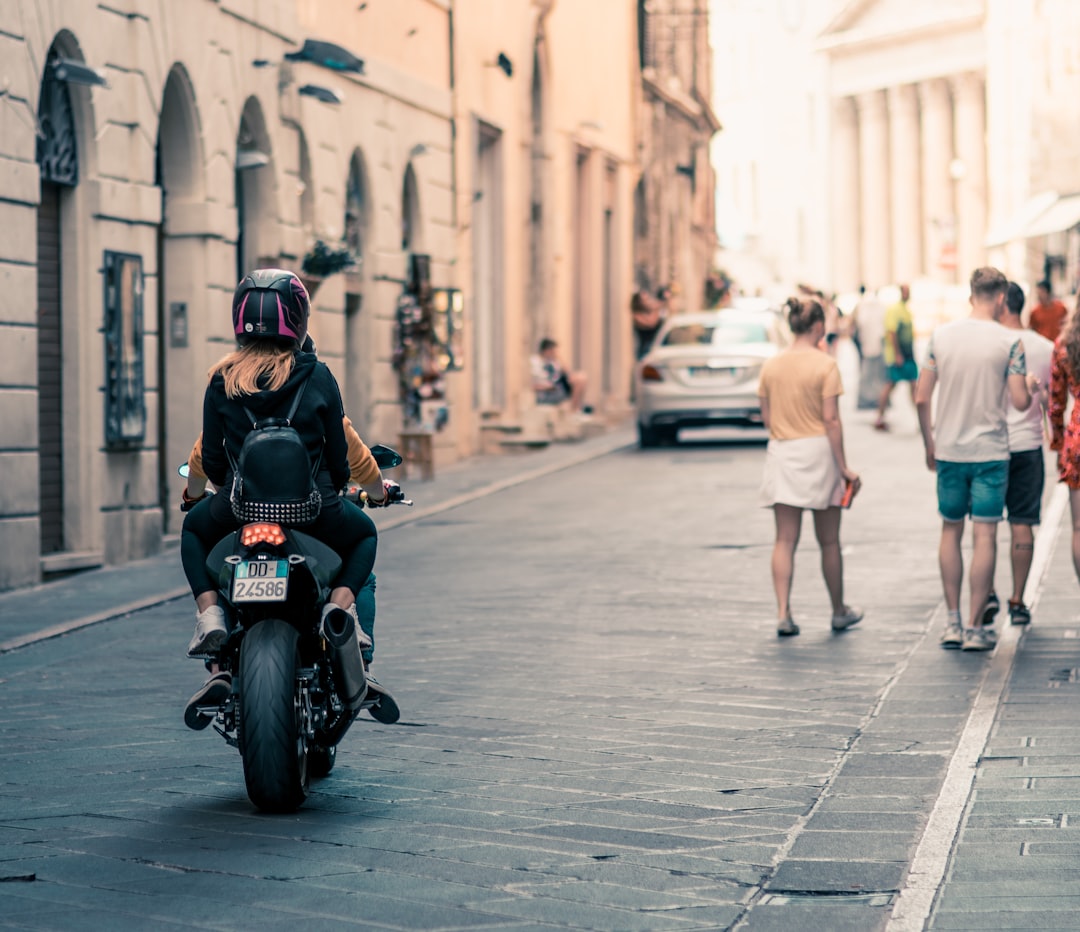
top-left (658, 426), bottom-right (679, 445)
top-left (638, 422), bottom-right (660, 448)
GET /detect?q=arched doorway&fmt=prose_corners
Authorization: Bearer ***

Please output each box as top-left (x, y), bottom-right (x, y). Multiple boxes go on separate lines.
top-left (343, 150), bottom-right (372, 433)
top-left (156, 65), bottom-right (204, 532)
top-left (35, 41), bottom-right (82, 556)
top-left (235, 98), bottom-right (274, 280)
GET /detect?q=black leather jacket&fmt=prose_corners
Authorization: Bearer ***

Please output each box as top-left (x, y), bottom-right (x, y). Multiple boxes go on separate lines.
top-left (201, 351), bottom-right (349, 502)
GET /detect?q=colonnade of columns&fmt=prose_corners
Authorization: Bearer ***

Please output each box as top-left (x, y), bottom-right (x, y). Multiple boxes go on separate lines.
top-left (831, 72), bottom-right (987, 292)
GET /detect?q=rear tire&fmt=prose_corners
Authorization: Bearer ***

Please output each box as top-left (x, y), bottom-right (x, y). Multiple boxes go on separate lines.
top-left (638, 422), bottom-right (660, 448)
top-left (238, 620), bottom-right (309, 812)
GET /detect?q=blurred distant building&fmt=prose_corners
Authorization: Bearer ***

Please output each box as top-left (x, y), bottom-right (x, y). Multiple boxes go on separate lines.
top-left (0, 0), bottom-right (650, 591)
top-left (714, 0), bottom-right (1080, 301)
top-left (634, 0), bottom-right (720, 310)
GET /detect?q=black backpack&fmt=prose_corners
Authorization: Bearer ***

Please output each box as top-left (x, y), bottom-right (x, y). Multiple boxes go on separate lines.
top-left (228, 376), bottom-right (323, 525)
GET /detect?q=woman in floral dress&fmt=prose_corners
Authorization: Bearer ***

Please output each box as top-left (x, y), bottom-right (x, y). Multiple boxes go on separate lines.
top-left (1048, 305), bottom-right (1080, 578)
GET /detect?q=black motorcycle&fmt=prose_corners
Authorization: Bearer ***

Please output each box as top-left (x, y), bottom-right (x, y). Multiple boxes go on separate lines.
top-left (180, 444), bottom-right (410, 812)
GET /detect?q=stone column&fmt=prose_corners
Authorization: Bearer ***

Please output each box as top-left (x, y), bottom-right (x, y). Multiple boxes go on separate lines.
top-left (830, 96), bottom-right (861, 292)
top-left (918, 78), bottom-right (956, 282)
top-left (856, 89), bottom-right (891, 289)
top-left (887, 84), bottom-right (922, 283)
top-left (952, 72), bottom-right (988, 280)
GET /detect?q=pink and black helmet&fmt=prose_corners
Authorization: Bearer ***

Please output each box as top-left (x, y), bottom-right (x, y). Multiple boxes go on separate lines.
top-left (231, 269), bottom-right (310, 348)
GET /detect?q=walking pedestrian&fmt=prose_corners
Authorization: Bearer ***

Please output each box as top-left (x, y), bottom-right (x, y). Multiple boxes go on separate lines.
top-left (631, 288), bottom-right (664, 360)
top-left (915, 267), bottom-right (1034, 651)
top-left (874, 284), bottom-right (917, 431)
top-left (1048, 301), bottom-right (1080, 584)
top-left (853, 284), bottom-right (887, 410)
top-left (757, 295), bottom-right (862, 638)
top-left (1030, 280), bottom-right (1068, 343)
top-left (987, 282), bottom-right (1052, 626)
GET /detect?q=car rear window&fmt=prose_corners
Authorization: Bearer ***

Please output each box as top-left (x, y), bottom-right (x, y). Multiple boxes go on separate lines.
top-left (662, 321), bottom-right (769, 346)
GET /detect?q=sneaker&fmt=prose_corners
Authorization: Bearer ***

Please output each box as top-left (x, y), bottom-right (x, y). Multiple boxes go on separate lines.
top-left (831, 606), bottom-right (864, 632)
top-left (1009, 600), bottom-right (1032, 626)
top-left (187, 605), bottom-right (228, 657)
top-left (940, 618), bottom-right (964, 649)
top-left (961, 626), bottom-right (996, 652)
top-left (364, 674), bottom-right (400, 724)
top-left (347, 603), bottom-right (373, 651)
top-left (982, 591), bottom-right (1000, 626)
top-left (777, 617), bottom-right (800, 637)
top-left (183, 672), bottom-right (232, 730)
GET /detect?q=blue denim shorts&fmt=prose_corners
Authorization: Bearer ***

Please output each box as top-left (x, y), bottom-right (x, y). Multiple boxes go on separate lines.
top-left (936, 459), bottom-right (1009, 523)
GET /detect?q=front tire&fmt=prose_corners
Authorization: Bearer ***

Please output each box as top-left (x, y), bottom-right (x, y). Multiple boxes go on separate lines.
top-left (238, 620), bottom-right (309, 812)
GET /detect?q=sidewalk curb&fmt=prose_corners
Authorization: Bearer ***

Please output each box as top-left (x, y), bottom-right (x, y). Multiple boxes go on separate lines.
top-left (0, 432), bottom-right (633, 655)
top-left (886, 483), bottom-right (1069, 931)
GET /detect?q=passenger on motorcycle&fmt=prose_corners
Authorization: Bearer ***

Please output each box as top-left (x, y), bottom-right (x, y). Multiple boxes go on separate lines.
top-left (179, 269), bottom-right (395, 724)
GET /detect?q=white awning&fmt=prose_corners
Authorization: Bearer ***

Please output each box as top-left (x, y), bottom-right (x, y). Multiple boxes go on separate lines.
top-left (1024, 193), bottom-right (1080, 238)
top-left (985, 191), bottom-right (1058, 247)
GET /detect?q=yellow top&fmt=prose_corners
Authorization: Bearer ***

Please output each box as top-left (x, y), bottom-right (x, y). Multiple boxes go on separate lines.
top-left (883, 300), bottom-right (914, 367)
top-left (757, 346), bottom-right (843, 440)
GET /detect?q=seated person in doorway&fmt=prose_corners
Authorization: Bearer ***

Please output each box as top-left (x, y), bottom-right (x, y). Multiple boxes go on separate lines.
top-left (531, 338), bottom-right (589, 412)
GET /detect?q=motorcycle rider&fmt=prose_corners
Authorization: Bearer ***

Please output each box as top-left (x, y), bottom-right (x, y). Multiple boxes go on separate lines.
top-left (180, 269), bottom-right (398, 726)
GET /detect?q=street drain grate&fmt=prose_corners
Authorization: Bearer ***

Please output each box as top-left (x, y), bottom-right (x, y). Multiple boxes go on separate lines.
top-left (761, 892), bottom-right (895, 907)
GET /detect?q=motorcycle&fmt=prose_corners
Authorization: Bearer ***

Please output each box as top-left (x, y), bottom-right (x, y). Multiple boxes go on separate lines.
top-left (178, 444), bottom-right (411, 812)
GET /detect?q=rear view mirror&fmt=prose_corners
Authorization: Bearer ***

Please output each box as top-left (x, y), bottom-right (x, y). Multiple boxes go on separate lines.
top-left (369, 444), bottom-right (403, 469)
top-left (177, 463), bottom-right (190, 479)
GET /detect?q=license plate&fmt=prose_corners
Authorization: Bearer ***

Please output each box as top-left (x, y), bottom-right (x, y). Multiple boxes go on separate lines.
top-left (232, 560), bottom-right (289, 602)
top-left (689, 366), bottom-right (738, 378)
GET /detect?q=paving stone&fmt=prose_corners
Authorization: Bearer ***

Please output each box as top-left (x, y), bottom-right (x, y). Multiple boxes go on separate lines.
top-left (766, 859), bottom-right (907, 894)
top-left (741, 901), bottom-right (891, 932)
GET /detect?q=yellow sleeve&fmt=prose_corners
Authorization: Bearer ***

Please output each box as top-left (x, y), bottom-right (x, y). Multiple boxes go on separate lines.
top-left (344, 416), bottom-right (381, 486)
top-left (823, 360), bottom-right (844, 398)
top-left (188, 433), bottom-right (207, 481)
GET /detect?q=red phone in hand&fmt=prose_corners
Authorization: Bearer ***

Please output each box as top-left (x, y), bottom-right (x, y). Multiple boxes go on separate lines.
top-left (841, 479), bottom-right (856, 509)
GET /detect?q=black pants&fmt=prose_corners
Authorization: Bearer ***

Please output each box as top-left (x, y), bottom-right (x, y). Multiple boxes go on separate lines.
top-left (181, 493), bottom-right (378, 598)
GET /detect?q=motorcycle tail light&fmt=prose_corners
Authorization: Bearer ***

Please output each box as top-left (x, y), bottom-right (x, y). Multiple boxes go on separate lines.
top-left (641, 364), bottom-right (664, 382)
top-left (240, 523), bottom-right (286, 547)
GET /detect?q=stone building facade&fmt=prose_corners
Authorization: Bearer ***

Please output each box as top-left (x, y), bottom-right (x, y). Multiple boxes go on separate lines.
top-left (1, 0), bottom-right (718, 591)
top-left (634, 0), bottom-right (720, 311)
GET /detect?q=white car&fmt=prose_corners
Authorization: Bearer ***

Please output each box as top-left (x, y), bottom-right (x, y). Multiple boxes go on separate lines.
top-left (634, 309), bottom-right (789, 447)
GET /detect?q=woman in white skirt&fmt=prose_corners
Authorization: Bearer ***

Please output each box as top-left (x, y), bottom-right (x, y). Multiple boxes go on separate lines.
top-left (758, 296), bottom-right (863, 637)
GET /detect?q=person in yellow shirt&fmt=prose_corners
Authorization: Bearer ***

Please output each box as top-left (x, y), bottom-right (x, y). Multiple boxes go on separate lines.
top-left (757, 295), bottom-right (863, 638)
top-left (875, 283), bottom-right (918, 431)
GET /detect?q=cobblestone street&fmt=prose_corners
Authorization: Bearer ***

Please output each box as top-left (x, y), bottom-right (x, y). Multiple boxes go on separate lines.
top-left (2, 392), bottom-right (1080, 930)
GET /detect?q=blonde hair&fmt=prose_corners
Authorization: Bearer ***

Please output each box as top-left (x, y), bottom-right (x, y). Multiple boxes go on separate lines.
top-left (1062, 304), bottom-right (1080, 386)
top-left (209, 342), bottom-right (295, 399)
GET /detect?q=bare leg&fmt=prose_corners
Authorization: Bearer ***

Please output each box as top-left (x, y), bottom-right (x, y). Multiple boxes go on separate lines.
top-left (328, 586), bottom-right (355, 611)
top-left (812, 506), bottom-right (845, 614)
top-left (569, 373), bottom-right (587, 411)
top-left (876, 381), bottom-right (895, 426)
top-left (968, 521), bottom-right (999, 628)
top-left (1009, 522), bottom-right (1035, 604)
top-left (939, 519), bottom-right (965, 614)
top-left (771, 504), bottom-right (803, 620)
top-left (1070, 488), bottom-right (1080, 584)
top-left (195, 592), bottom-right (218, 612)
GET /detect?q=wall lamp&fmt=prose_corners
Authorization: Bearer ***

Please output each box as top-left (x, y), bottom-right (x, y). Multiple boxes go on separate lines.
top-left (486, 52), bottom-right (513, 78)
top-left (298, 84), bottom-right (343, 104)
top-left (51, 57), bottom-right (109, 88)
top-left (284, 39), bottom-right (364, 75)
top-left (236, 150), bottom-right (271, 170)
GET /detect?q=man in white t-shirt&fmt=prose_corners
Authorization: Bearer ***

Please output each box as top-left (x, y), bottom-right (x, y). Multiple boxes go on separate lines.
top-left (984, 282), bottom-right (1053, 627)
top-left (915, 267), bottom-right (1034, 652)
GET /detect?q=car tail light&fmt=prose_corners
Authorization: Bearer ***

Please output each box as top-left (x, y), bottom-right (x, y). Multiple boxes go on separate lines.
top-left (240, 523), bottom-right (286, 547)
top-left (641, 364), bottom-right (664, 382)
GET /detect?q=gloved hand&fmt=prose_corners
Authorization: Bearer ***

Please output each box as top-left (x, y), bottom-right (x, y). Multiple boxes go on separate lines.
top-left (180, 489), bottom-right (209, 512)
top-left (363, 480), bottom-right (400, 508)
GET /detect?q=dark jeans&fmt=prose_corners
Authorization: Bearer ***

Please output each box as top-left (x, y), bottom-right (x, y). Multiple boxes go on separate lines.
top-left (181, 492), bottom-right (378, 599)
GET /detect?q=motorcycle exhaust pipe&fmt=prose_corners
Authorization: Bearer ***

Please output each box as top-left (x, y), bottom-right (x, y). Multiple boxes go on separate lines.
top-left (321, 608), bottom-right (368, 714)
